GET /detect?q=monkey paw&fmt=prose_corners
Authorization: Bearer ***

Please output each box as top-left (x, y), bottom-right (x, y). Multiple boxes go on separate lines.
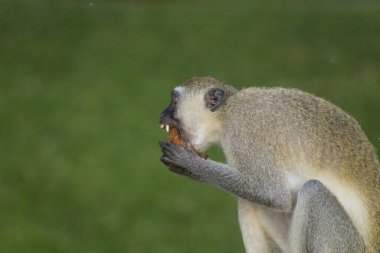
top-left (159, 141), bottom-right (202, 181)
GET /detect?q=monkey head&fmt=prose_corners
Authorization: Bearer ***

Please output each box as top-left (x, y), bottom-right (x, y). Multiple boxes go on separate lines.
top-left (159, 76), bottom-right (237, 152)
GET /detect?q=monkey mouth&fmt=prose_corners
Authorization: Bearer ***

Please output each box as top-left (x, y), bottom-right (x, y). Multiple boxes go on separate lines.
top-left (160, 124), bottom-right (171, 134)
top-left (160, 124), bottom-right (187, 146)
top-left (159, 124), bottom-right (207, 159)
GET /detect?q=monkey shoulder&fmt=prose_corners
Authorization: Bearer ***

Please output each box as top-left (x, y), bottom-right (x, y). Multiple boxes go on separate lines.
top-left (226, 87), bottom-right (362, 130)
top-left (222, 86), bottom-right (376, 165)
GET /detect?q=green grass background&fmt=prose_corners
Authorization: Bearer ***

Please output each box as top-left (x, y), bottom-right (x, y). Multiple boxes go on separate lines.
top-left (1, 0), bottom-right (380, 252)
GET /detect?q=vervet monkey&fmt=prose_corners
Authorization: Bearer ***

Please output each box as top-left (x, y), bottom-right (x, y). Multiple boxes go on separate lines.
top-left (159, 76), bottom-right (380, 253)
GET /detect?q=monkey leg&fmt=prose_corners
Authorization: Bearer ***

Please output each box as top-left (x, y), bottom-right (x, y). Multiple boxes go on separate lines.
top-left (238, 199), bottom-right (283, 253)
top-left (289, 180), bottom-right (365, 253)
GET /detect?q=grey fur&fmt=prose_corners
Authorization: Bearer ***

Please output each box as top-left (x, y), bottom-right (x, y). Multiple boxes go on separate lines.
top-left (290, 180), bottom-right (365, 253)
top-left (160, 76), bottom-right (380, 253)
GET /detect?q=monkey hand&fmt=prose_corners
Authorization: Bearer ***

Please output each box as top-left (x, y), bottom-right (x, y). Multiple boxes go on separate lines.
top-left (159, 141), bottom-right (204, 181)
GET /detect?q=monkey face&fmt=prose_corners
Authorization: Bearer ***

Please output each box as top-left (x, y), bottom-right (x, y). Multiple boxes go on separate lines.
top-left (159, 84), bottom-right (225, 152)
top-left (159, 87), bottom-right (194, 148)
top-left (159, 89), bottom-right (181, 131)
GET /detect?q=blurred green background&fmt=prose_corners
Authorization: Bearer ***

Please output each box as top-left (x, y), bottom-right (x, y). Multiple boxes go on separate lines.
top-left (1, 0), bottom-right (379, 252)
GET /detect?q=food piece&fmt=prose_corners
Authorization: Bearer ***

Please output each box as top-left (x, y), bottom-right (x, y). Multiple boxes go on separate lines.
top-left (168, 126), bottom-right (186, 147)
top-left (160, 124), bottom-right (207, 159)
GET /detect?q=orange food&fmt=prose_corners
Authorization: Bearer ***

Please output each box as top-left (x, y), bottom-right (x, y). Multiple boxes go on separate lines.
top-left (167, 126), bottom-right (208, 159)
top-left (168, 127), bottom-right (186, 147)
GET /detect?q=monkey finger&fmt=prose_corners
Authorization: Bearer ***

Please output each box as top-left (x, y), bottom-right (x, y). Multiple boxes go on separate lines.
top-left (159, 141), bottom-right (172, 154)
top-left (168, 165), bottom-right (188, 175)
top-left (158, 141), bottom-right (167, 153)
top-left (168, 165), bottom-right (197, 179)
top-left (163, 142), bottom-right (183, 157)
top-left (160, 155), bottom-right (178, 167)
top-left (159, 141), bottom-right (172, 155)
top-left (166, 140), bottom-right (182, 150)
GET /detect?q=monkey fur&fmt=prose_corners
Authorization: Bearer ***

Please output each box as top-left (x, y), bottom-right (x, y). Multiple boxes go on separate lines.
top-left (159, 76), bottom-right (380, 253)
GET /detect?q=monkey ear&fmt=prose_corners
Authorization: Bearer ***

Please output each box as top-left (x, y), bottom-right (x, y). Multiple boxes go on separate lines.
top-left (205, 88), bottom-right (225, 112)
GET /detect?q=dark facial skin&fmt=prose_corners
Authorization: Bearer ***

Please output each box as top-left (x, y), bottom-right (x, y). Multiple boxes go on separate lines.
top-left (159, 90), bottom-right (180, 128)
top-left (159, 89), bottom-right (201, 180)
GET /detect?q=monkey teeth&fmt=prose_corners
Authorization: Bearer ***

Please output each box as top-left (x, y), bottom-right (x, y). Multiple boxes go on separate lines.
top-left (160, 124), bottom-right (170, 133)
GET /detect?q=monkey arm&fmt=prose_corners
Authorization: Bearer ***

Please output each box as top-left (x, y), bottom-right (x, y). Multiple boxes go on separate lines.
top-left (194, 159), bottom-right (293, 211)
top-left (160, 141), bottom-right (293, 211)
